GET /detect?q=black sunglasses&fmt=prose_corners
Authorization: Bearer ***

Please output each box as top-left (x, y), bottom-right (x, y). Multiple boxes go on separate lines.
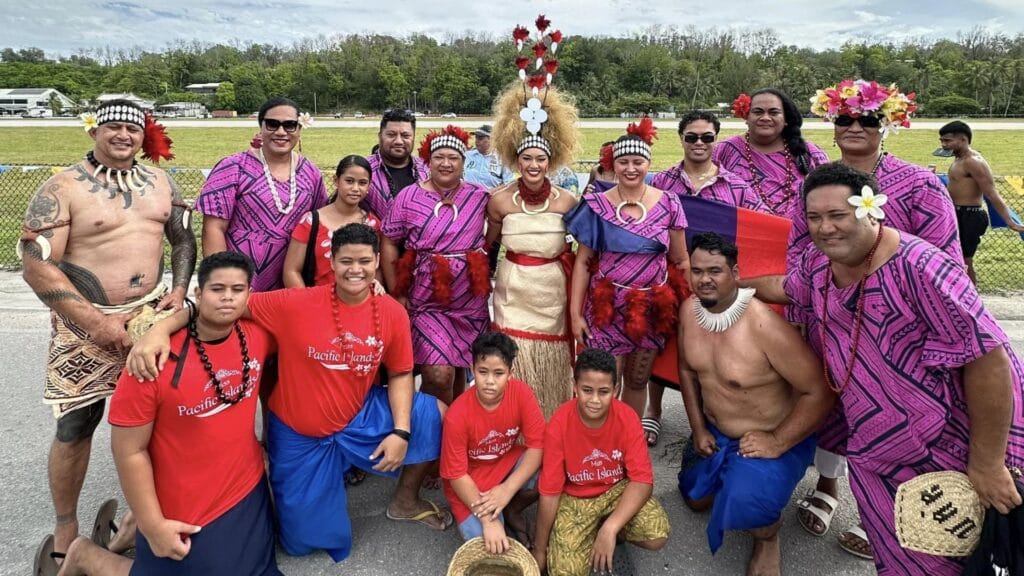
top-left (834, 114), bottom-right (881, 129)
top-left (683, 132), bottom-right (716, 144)
top-left (263, 119), bottom-right (300, 133)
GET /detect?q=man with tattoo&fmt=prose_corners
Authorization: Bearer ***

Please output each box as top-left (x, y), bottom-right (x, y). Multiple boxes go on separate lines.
top-left (19, 98), bottom-right (197, 559)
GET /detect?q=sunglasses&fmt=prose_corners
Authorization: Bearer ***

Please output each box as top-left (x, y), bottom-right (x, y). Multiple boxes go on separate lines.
top-left (683, 132), bottom-right (716, 144)
top-left (834, 115), bottom-right (882, 129)
top-left (263, 119), bottom-right (300, 133)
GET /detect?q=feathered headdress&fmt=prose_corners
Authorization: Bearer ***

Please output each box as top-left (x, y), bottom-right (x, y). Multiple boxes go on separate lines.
top-left (612, 118), bottom-right (657, 160)
top-left (142, 113), bottom-right (174, 163)
top-left (89, 103), bottom-right (175, 164)
top-left (418, 124), bottom-right (471, 163)
top-left (492, 15), bottom-right (580, 170)
top-left (810, 79), bottom-right (917, 131)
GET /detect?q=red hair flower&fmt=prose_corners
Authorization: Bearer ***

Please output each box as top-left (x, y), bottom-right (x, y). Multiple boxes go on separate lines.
top-left (732, 93), bottom-right (751, 119)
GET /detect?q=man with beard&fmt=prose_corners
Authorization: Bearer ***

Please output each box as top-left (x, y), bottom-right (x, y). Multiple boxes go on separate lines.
top-left (677, 232), bottom-right (834, 576)
top-left (365, 109), bottom-right (430, 221)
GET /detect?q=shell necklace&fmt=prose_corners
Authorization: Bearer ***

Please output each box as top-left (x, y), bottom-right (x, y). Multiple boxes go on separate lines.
top-left (259, 148), bottom-right (297, 215)
top-left (693, 287), bottom-right (755, 332)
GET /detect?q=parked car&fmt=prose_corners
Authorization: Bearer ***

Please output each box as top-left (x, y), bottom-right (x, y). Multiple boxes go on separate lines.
top-left (333, 112), bottom-right (344, 118)
top-left (441, 112), bottom-right (457, 118)
top-left (354, 111), bottom-right (366, 118)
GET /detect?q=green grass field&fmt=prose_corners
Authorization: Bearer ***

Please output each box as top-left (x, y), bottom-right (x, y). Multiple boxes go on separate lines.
top-left (2, 126), bottom-right (1023, 291)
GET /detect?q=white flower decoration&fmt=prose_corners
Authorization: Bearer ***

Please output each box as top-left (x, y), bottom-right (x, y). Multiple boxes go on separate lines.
top-left (506, 427), bottom-right (519, 437)
top-left (299, 112), bottom-right (314, 129)
top-left (847, 185), bottom-right (888, 220)
top-left (519, 97), bottom-right (548, 135)
top-left (80, 112), bottom-right (98, 132)
top-left (611, 449), bottom-right (622, 460)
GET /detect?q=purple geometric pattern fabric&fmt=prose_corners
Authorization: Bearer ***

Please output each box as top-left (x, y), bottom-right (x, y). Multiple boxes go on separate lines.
top-left (652, 164), bottom-right (770, 213)
top-left (196, 151), bottom-right (328, 292)
top-left (576, 192), bottom-right (687, 356)
top-left (381, 182), bottom-right (490, 367)
top-left (784, 232), bottom-right (1024, 575)
top-left (365, 152), bottom-right (429, 221)
top-left (714, 135), bottom-right (830, 220)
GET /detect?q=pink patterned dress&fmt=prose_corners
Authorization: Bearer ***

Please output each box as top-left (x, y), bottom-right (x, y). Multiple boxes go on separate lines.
top-left (785, 231), bottom-right (1024, 575)
top-left (381, 182), bottom-right (490, 367)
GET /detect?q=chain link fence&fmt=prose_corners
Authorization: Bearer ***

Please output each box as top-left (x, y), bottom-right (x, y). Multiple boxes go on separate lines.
top-left (2, 163), bottom-right (1023, 292)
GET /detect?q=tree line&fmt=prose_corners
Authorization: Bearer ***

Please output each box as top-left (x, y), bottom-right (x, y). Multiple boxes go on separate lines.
top-left (3, 26), bottom-right (1024, 117)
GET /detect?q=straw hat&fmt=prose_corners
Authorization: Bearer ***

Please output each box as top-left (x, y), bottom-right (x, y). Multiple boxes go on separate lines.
top-left (446, 537), bottom-right (540, 576)
top-left (895, 471), bottom-right (984, 557)
top-left (126, 306), bottom-right (176, 344)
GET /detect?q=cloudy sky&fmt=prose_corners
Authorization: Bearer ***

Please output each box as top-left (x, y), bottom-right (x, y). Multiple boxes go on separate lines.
top-left (7, 0), bottom-right (1024, 56)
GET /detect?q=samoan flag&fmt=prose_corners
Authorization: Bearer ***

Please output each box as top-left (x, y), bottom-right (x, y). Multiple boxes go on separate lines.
top-left (650, 195), bottom-right (791, 388)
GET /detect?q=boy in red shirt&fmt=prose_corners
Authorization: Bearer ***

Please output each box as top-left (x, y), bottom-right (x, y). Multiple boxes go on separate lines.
top-left (441, 331), bottom-right (545, 554)
top-left (533, 348), bottom-right (671, 576)
top-left (38, 252), bottom-right (282, 575)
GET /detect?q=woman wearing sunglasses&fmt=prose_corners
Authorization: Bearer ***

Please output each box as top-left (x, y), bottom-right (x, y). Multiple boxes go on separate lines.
top-left (790, 80), bottom-right (964, 562)
top-left (196, 97), bottom-right (327, 292)
top-left (715, 88), bottom-right (829, 220)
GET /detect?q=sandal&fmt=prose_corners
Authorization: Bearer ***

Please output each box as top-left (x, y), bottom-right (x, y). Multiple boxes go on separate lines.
top-left (837, 525), bottom-right (874, 560)
top-left (641, 417), bottom-right (661, 447)
top-left (91, 498), bottom-right (119, 549)
top-left (796, 489), bottom-right (838, 537)
top-left (33, 534), bottom-right (63, 576)
top-left (385, 500), bottom-right (453, 531)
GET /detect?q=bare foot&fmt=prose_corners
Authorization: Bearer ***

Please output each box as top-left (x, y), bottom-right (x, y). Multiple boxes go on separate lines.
top-left (747, 536), bottom-right (781, 576)
top-left (54, 519), bottom-right (80, 559)
top-left (107, 511), bottom-right (136, 554)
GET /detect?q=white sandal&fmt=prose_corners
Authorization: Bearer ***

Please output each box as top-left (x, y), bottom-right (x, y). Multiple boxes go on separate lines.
top-left (838, 525), bottom-right (874, 560)
top-left (795, 489), bottom-right (839, 536)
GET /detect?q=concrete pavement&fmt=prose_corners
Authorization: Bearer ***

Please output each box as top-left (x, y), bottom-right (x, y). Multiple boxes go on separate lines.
top-left (2, 270), bottom-right (1022, 575)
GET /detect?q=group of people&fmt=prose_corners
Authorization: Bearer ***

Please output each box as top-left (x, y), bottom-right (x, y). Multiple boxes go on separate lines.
top-left (19, 54), bottom-right (1024, 576)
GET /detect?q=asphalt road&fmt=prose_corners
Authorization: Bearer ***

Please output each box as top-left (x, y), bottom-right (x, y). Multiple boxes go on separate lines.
top-left (3, 271), bottom-right (1022, 575)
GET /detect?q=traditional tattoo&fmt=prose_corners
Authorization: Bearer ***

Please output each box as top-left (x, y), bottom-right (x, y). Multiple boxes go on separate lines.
top-left (130, 273), bottom-right (145, 288)
top-left (38, 289), bottom-right (85, 306)
top-left (58, 261), bottom-right (111, 305)
top-left (23, 182), bottom-right (67, 239)
top-left (55, 512), bottom-right (76, 525)
top-left (165, 175), bottom-right (197, 290)
top-left (71, 163), bottom-right (154, 209)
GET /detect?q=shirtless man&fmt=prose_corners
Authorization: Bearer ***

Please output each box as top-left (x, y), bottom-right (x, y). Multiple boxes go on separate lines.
top-left (20, 99), bottom-right (196, 558)
top-left (939, 120), bottom-right (1024, 284)
top-left (676, 232), bottom-right (834, 576)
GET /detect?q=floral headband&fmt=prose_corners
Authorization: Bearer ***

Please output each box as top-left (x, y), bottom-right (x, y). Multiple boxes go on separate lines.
top-left (811, 79), bottom-right (916, 131)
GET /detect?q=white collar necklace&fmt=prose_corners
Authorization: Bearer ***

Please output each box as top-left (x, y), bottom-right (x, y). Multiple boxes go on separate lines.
top-left (693, 287), bottom-right (755, 332)
top-left (258, 148), bottom-right (297, 215)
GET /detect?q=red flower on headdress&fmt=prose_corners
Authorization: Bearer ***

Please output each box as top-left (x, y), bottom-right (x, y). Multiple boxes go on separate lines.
top-left (512, 25), bottom-right (530, 52)
top-left (535, 14), bottom-right (551, 33)
top-left (548, 30), bottom-right (563, 54)
top-left (626, 117), bottom-right (658, 145)
top-left (532, 42), bottom-right (547, 70)
top-left (527, 74), bottom-right (547, 95)
top-left (141, 113), bottom-right (174, 163)
top-left (515, 56), bottom-right (530, 80)
top-left (732, 93), bottom-right (751, 119)
top-left (599, 143), bottom-right (614, 172)
top-left (417, 125), bottom-right (471, 163)
top-left (544, 59), bottom-right (559, 84)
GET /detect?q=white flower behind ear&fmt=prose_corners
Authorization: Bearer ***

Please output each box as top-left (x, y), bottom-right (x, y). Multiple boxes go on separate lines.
top-left (299, 112), bottom-right (313, 128)
top-left (80, 112), bottom-right (98, 132)
top-left (848, 185), bottom-right (888, 220)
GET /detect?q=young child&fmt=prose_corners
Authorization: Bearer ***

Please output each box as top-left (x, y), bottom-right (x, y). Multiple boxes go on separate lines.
top-left (441, 331), bottom-right (546, 554)
top-left (533, 348), bottom-right (670, 576)
top-left (282, 154), bottom-right (381, 288)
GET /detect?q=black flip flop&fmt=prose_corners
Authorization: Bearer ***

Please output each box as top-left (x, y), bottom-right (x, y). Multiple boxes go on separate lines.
top-left (33, 534), bottom-right (63, 576)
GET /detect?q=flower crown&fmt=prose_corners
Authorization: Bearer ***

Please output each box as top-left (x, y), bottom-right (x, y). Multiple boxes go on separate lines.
top-left (811, 79), bottom-right (917, 130)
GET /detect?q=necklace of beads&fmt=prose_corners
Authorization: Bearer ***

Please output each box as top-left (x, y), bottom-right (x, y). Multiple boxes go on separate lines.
top-left (820, 225), bottom-right (885, 394)
top-left (743, 132), bottom-right (794, 214)
top-left (189, 320), bottom-right (252, 405)
top-left (258, 148), bottom-right (297, 215)
top-left (331, 289), bottom-right (384, 361)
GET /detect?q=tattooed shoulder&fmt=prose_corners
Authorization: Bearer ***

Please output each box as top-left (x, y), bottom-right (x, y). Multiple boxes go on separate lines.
top-left (23, 180), bottom-right (68, 239)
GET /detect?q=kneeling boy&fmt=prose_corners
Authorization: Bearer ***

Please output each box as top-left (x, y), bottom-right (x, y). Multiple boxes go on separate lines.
top-left (442, 331), bottom-right (545, 554)
top-left (533, 348), bottom-right (670, 576)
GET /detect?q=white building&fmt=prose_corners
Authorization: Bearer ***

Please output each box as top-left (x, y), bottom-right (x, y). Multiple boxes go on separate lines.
top-left (155, 101), bottom-right (209, 118)
top-left (0, 88), bottom-right (75, 115)
top-left (95, 93), bottom-right (155, 111)
top-left (185, 83), bottom-right (221, 95)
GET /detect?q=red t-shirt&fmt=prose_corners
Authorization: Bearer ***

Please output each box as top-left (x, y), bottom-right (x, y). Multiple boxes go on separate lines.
top-left (440, 378), bottom-right (546, 523)
top-left (249, 285), bottom-right (413, 437)
top-left (538, 398), bottom-right (654, 499)
top-left (108, 320), bottom-right (273, 527)
top-left (291, 210), bottom-right (382, 287)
